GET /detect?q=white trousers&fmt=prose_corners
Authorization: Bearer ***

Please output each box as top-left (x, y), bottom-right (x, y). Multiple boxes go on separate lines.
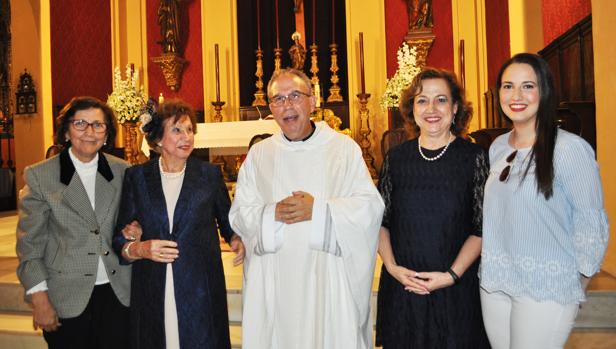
top-left (480, 288), bottom-right (579, 349)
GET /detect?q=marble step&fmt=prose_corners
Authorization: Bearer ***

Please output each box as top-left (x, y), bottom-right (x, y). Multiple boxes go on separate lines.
top-left (0, 311), bottom-right (614, 349)
top-left (0, 312), bottom-right (243, 349)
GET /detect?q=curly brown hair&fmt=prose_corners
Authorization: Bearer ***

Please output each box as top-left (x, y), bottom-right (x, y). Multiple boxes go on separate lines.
top-left (142, 99), bottom-right (197, 149)
top-left (399, 68), bottom-right (472, 137)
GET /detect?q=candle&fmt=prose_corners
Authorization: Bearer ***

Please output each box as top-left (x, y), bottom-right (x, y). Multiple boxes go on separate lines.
top-left (331, 0), bottom-right (335, 44)
top-left (256, 0), bottom-right (261, 49)
top-left (359, 32), bottom-right (365, 94)
top-left (312, 0), bottom-right (316, 44)
top-left (275, 0), bottom-right (280, 48)
top-left (158, 93), bottom-right (164, 104)
top-left (215, 44), bottom-right (221, 102)
top-left (314, 83), bottom-right (321, 108)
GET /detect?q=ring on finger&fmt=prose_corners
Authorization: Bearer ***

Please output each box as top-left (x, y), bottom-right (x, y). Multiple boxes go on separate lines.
top-left (159, 252), bottom-right (164, 257)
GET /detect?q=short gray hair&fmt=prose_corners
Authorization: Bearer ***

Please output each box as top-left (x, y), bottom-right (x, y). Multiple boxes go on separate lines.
top-left (267, 68), bottom-right (312, 97)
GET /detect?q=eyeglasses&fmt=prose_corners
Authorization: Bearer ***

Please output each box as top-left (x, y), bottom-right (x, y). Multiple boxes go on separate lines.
top-left (71, 119), bottom-right (107, 133)
top-left (269, 91), bottom-right (311, 107)
top-left (499, 150), bottom-right (518, 182)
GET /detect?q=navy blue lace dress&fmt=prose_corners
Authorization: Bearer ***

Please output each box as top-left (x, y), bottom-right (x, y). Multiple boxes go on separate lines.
top-left (376, 137), bottom-right (491, 349)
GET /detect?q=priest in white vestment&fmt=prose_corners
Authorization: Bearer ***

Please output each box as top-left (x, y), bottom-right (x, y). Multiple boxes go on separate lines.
top-left (229, 68), bottom-right (384, 349)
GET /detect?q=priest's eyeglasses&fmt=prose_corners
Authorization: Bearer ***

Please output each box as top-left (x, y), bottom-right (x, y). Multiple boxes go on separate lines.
top-left (71, 119), bottom-right (108, 133)
top-left (499, 150), bottom-right (518, 182)
top-left (269, 91), bottom-right (311, 107)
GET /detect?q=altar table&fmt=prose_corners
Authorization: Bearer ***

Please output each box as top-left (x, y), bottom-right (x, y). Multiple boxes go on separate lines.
top-left (141, 119), bottom-right (280, 156)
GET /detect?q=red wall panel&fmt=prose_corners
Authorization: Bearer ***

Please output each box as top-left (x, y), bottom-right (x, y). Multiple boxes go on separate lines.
top-left (384, 0), bottom-right (453, 78)
top-left (50, 1), bottom-right (112, 107)
top-left (542, 0), bottom-right (591, 46)
top-left (147, 0), bottom-right (204, 111)
top-left (485, 0), bottom-right (510, 88)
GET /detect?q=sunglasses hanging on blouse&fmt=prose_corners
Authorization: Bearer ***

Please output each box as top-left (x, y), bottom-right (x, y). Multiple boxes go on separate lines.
top-left (499, 150), bottom-right (518, 182)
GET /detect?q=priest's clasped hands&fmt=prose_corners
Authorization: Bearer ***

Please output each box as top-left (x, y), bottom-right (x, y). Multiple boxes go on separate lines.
top-left (275, 191), bottom-right (314, 224)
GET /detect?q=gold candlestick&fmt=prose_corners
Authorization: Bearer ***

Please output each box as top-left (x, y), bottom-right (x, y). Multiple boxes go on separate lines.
top-left (274, 47), bottom-right (283, 72)
top-left (309, 44), bottom-right (319, 86)
top-left (356, 92), bottom-right (377, 178)
top-left (327, 43), bottom-right (343, 102)
top-left (210, 100), bottom-right (228, 180)
top-left (211, 100), bottom-right (225, 123)
top-left (252, 48), bottom-right (267, 106)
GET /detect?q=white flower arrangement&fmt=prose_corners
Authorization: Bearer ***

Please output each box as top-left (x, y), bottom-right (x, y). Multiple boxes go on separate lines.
top-left (107, 65), bottom-right (147, 124)
top-left (380, 43), bottom-right (422, 109)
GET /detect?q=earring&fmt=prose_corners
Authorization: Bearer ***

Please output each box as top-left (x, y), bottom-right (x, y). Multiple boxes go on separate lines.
top-left (157, 143), bottom-right (162, 147)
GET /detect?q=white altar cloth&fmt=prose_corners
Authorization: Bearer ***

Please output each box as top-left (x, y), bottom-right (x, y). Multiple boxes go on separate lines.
top-left (141, 119), bottom-right (280, 156)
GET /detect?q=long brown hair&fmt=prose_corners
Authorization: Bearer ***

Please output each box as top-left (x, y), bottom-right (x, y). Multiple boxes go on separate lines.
top-left (496, 53), bottom-right (557, 200)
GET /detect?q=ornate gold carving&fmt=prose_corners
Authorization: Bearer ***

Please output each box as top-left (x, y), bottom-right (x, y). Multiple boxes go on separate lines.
top-left (252, 48), bottom-right (267, 106)
top-left (356, 93), bottom-right (377, 178)
top-left (312, 108), bottom-right (351, 137)
top-left (122, 123), bottom-right (147, 165)
top-left (274, 48), bottom-right (283, 72)
top-left (404, 34), bottom-right (435, 67)
top-left (309, 44), bottom-right (319, 86)
top-left (327, 43), bottom-right (343, 102)
top-left (211, 100), bottom-right (225, 123)
top-left (152, 53), bottom-right (187, 91)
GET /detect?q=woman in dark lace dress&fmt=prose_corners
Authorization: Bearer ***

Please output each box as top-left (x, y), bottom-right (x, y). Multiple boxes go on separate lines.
top-left (376, 68), bottom-right (490, 348)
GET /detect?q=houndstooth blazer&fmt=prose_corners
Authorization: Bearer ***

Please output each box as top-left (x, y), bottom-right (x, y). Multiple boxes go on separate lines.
top-left (16, 149), bottom-right (131, 318)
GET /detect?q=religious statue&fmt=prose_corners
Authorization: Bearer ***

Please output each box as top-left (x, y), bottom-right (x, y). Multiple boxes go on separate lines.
top-left (408, 0), bottom-right (433, 31)
top-left (288, 32), bottom-right (307, 70)
top-left (158, 0), bottom-right (181, 54)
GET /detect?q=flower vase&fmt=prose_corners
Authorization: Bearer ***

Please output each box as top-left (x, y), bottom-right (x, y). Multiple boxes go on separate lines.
top-left (122, 122), bottom-right (144, 164)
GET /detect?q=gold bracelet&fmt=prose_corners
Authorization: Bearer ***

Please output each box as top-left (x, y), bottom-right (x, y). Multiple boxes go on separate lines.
top-left (123, 241), bottom-right (136, 259)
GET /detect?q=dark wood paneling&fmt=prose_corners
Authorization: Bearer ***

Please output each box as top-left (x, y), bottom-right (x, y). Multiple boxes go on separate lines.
top-left (539, 15), bottom-right (593, 104)
top-left (538, 15), bottom-right (596, 151)
top-left (582, 25), bottom-right (594, 100)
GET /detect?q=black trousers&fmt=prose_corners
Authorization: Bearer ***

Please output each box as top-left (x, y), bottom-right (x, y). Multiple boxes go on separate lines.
top-left (43, 283), bottom-right (130, 349)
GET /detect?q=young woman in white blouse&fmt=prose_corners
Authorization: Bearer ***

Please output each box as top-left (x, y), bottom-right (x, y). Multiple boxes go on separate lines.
top-left (480, 53), bottom-right (609, 349)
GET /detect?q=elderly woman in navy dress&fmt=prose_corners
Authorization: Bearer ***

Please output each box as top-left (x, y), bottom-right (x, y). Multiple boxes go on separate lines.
top-left (113, 99), bottom-right (244, 349)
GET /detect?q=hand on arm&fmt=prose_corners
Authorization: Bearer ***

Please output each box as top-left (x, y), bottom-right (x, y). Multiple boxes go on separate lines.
top-left (122, 220), bottom-right (142, 242)
top-left (275, 191), bottom-right (314, 224)
top-left (378, 227), bottom-right (430, 295)
top-left (31, 291), bottom-right (60, 332)
top-left (124, 239), bottom-right (179, 263)
top-left (414, 235), bottom-right (482, 293)
top-left (229, 234), bottom-right (245, 266)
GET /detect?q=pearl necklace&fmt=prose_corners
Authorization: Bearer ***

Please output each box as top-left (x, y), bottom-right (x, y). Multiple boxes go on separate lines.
top-left (418, 133), bottom-right (453, 162)
top-left (159, 157), bottom-right (186, 179)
